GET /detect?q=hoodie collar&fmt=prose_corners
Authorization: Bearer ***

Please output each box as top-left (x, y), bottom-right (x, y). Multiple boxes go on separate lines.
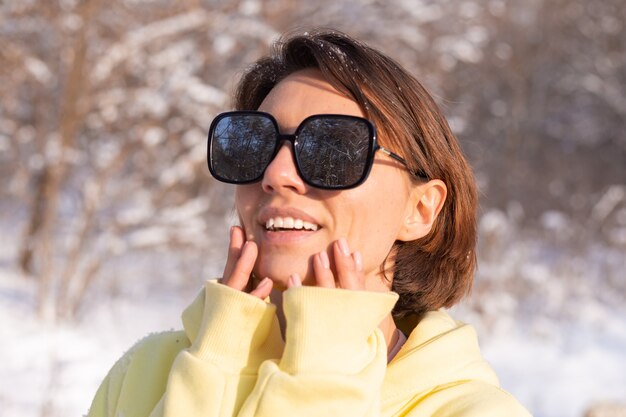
top-left (382, 310), bottom-right (499, 410)
top-left (182, 288), bottom-right (498, 413)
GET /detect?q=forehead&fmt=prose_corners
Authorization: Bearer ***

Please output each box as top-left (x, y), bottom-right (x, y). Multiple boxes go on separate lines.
top-left (258, 69), bottom-right (364, 133)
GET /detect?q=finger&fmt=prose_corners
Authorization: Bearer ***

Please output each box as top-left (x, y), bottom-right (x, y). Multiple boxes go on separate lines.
top-left (353, 251), bottom-right (363, 272)
top-left (226, 240), bottom-right (258, 291)
top-left (222, 226), bottom-right (245, 283)
top-left (333, 238), bottom-right (364, 290)
top-left (287, 273), bottom-right (303, 289)
top-left (313, 251), bottom-right (335, 288)
top-left (250, 277), bottom-right (273, 299)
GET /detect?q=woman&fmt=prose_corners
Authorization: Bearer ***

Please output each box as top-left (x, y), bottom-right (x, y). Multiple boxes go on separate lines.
top-left (88, 29), bottom-right (531, 417)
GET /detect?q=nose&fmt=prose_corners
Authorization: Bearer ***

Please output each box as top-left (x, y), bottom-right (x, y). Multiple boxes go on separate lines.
top-left (261, 143), bottom-right (308, 194)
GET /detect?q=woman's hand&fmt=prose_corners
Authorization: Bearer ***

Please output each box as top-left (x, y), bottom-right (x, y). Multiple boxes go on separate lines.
top-left (287, 238), bottom-right (398, 353)
top-left (220, 226), bottom-right (273, 299)
top-left (288, 238), bottom-right (365, 290)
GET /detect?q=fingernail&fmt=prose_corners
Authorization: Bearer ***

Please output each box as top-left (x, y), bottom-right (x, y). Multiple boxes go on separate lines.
top-left (258, 277), bottom-right (270, 288)
top-left (354, 251), bottom-right (363, 271)
top-left (338, 238), bottom-right (350, 257)
top-left (290, 273), bottom-right (302, 287)
top-left (319, 251), bottom-right (330, 269)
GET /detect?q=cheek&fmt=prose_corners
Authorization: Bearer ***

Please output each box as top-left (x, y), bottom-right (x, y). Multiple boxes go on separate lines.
top-left (357, 176), bottom-right (408, 227)
top-left (347, 173), bottom-right (410, 255)
top-left (344, 188), bottom-right (406, 251)
top-left (234, 186), bottom-right (259, 231)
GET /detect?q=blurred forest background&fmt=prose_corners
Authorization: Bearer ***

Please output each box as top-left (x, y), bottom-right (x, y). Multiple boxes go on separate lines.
top-left (0, 0), bottom-right (624, 417)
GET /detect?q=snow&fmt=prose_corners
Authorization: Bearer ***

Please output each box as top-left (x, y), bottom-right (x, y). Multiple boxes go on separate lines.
top-left (24, 56), bottom-right (54, 85)
top-left (142, 126), bottom-right (166, 147)
top-left (127, 226), bottom-right (170, 248)
top-left (483, 331), bottom-right (626, 417)
top-left (0, 269), bottom-right (187, 417)
top-left (92, 10), bottom-right (210, 84)
top-left (214, 35), bottom-right (236, 56)
top-left (239, 0), bottom-right (261, 16)
top-left (160, 198), bottom-right (210, 225)
top-left (396, 1), bottom-right (443, 23)
top-left (434, 36), bottom-right (484, 64)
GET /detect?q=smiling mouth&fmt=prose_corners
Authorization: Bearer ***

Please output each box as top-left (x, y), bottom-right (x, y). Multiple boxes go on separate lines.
top-left (265, 216), bottom-right (320, 232)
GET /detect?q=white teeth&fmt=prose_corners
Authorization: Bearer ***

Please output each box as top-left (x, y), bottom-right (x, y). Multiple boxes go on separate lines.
top-left (265, 216), bottom-right (319, 231)
top-left (303, 221), bottom-right (318, 231)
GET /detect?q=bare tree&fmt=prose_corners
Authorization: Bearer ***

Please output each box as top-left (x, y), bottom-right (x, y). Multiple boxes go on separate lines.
top-left (1, 1), bottom-right (282, 319)
top-left (1, 0), bottom-right (623, 320)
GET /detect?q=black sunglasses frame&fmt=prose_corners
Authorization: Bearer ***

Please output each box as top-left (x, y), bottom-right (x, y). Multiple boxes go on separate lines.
top-left (207, 111), bottom-right (425, 190)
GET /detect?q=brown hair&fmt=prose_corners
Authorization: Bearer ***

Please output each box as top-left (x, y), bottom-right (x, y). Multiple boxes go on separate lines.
top-left (234, 29), bottom-right (477, 322)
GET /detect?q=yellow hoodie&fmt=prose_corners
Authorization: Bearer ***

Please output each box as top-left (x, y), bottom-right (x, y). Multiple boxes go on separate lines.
top-left (88, 281), bottom-right (531, 417)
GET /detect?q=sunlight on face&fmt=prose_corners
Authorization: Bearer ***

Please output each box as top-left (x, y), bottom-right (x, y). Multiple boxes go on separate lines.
top-left (235, 69), bottom-right (415, 291)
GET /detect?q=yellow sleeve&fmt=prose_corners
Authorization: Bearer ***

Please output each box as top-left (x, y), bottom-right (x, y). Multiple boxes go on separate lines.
top-left (155, 281), bottom-right (283, 417)
top-left (237, 286), bottom-right (398, 417)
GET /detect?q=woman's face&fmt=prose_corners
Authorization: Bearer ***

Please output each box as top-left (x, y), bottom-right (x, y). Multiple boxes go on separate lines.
top-left (235, 69), bottom-right (416, 291)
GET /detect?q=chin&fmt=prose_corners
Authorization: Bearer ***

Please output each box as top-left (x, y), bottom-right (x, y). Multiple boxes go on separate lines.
top-left (255, 256), bottom-right (313, 290)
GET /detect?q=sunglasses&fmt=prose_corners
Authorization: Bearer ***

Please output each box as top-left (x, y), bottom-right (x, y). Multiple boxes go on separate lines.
top-left (207, 111), bottom-right (426, 190)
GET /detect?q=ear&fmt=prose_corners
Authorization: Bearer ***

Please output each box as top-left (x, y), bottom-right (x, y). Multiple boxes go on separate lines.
top-left (396, 179), bottom-right (447, 242)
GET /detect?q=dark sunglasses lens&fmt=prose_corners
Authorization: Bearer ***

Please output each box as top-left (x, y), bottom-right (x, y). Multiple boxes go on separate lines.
top-left (210, 115), bottom-right (276, 182)
top-left (296, 118), bottom-right (372, 188)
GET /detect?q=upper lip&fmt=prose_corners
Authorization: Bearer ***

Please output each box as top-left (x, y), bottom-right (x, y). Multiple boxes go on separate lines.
top-left (258, 206), bottom-right (322, 227)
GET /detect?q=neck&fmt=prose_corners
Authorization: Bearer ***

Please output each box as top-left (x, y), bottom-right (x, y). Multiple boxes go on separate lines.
top-left (269, 289), bottom-right (287, 339)
top-left (380, 313), bottom-right (399, 355)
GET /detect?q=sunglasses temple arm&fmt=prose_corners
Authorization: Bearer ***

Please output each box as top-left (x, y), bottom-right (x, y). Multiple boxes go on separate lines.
top-left (378, 146), bottom-right (406, 163)
top-left (378, 146), bottom-right (429, 180)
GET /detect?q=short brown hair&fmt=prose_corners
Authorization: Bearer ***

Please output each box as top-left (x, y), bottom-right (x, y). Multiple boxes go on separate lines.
top-left (234, 29), bottom-right (477, 322)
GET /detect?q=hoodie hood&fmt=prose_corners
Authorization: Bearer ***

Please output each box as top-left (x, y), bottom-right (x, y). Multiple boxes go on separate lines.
top-left (382, 310), bottom-right (500, 411)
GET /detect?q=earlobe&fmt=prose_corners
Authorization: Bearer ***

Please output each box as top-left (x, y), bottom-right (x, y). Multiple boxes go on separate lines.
top-left (397, 179), bottom-right (447, 242)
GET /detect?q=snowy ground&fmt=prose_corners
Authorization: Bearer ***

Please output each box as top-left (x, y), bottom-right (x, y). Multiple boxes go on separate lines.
top-left (1, 224), bottom-right (625, 417)
top-left (0, 271), bottom-right (177, 417)
top-left (452, 297), bottom-right (626, 417)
